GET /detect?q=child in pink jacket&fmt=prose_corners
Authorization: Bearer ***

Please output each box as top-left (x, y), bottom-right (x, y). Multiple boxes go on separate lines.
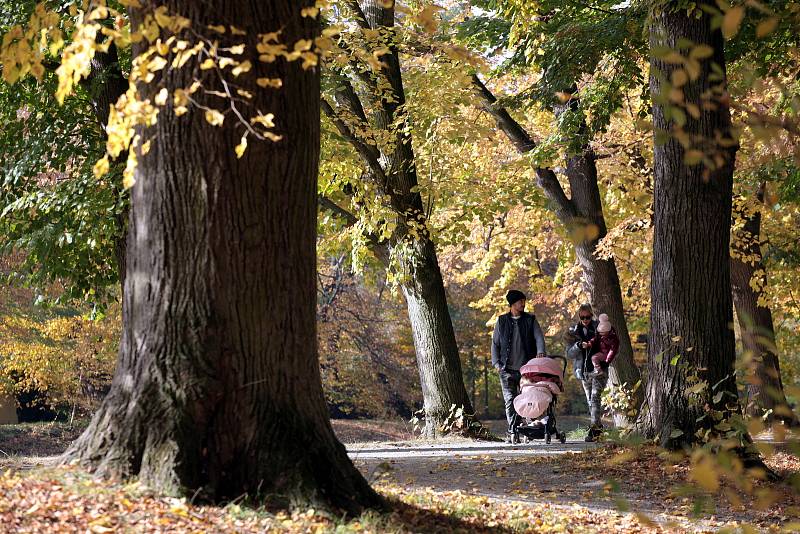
top-left (581, 313), bottom-right (619, 377)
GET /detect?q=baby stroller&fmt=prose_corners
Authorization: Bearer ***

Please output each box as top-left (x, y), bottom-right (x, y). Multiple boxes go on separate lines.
top-left (510, 355), bottom-right (568, 444)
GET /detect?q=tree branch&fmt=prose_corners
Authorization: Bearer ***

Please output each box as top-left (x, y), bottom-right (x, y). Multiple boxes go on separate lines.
top-left (345, 0), bottom-right (372, 30)
top-left (318, 194), bottom-right (390, 265)
top-left (471, 74), bottom-right (577, 225)
top-left (321, 98), bottom-right (386, 182)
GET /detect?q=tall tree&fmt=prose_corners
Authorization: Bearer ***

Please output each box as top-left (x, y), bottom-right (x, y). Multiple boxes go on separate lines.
top-left (731, 183), bottom-right (798, 426)
top-left (65, 0), bottom-right (381, 511)
top-left (637, 1), bottom-right (740, 446)
top-left (472, 78), bottom-right (643, 421)
top-left (320, 0), bottom-right (477, 437)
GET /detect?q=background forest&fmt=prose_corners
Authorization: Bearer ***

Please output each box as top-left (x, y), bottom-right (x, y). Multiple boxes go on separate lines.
top-left (0, 0), bottom-right (798, 430)
top-left (0, 0), bottom-right (798, 530)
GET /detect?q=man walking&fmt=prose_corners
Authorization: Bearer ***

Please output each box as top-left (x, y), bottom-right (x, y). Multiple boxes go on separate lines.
top-left (491, 290), bottom-right (546, 440)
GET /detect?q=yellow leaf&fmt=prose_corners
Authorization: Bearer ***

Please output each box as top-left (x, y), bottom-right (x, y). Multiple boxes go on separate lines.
top-left (231, 60), bottom-right (252, 77)
top-left (208, 24), bottom-right (226, 34)
top-left (689, 44), bottom-right (714, 59)
top-left (662, 52), bottom-right (685, 64)
top-left (294, 39), bottom-right (313, 52)
top-left (722, 6), bottom-right (745, 39)
top-left (235, 134), bottom-right (248, 158)
top-left (200, 58), bottom-right (216, 70)
top-left (251, 113), bottom-right (275, 128)
top-left (219, 57), bottom-right (236, 69)
top-left (256, 77), bottom-right (282, 88)
top-left (122, 153), bottom-right (137, 189)
top-left (153, 7), bottom-right (173, 28)
top-left (755, 17), bottom-right (778, 38)
top-left (415, 5), bottom-right (444, 33)
top-left (684, 150), bottom-right (704, 165)
top-left (690, 458), bottom-right (719, 492)
top-left (154, 87), bottom-right (168, 106)
top-left (671, 69), bottom-right (688, 87)
top-left (93, 157), bottom-right (110, 178)
top-left (205, 109), bottom-right (225, 126)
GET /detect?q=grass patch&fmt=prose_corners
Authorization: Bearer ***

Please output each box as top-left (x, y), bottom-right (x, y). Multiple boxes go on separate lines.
top-left (566, 426), bottom-right (588, 441)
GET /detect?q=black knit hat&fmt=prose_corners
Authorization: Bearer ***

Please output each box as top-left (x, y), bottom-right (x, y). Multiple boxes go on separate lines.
top-left (506, 289), bottom-right (526, 306)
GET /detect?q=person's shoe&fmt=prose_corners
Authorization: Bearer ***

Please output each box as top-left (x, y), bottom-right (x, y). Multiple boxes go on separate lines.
top-left (584, 426), bottom-right (602, 442)
top-left (505, 431), bottom-right (514, 443)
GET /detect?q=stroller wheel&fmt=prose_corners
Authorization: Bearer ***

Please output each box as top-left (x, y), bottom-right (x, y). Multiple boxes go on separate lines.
top-left (559, 432), bottom-right (567, 444)
top-left (512, 432), bottom-right (520, 445)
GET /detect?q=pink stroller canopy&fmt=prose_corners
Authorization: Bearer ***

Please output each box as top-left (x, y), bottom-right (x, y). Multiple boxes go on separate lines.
top-left (519, 357), bottom-right (564, 380)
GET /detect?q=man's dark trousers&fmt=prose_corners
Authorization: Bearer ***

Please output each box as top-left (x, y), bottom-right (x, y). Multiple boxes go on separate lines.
top-left (499, 368), bottom-right (521, 431)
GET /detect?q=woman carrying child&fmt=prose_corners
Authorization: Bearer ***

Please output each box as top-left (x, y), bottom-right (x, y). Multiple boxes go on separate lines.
top-left (578, 313), bottom-right (619, 441)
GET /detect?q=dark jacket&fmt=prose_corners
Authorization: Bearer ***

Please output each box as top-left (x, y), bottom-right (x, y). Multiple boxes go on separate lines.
top-left (589, 327), bottom-right (620, 364)
top-left (491, 312), bottom-right (546, 369)
top-left (565, 320), bottom-right (599, 348)
top-left (565, 319), bottom-right (598, 375)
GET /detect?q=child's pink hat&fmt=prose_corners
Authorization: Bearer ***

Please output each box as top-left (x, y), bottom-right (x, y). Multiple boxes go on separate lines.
top-left (596, 313), bottom-right (612, 333)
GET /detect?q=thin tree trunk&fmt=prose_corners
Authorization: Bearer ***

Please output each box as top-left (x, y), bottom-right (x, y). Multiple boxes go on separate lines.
top-left (731, 184), bottom-right (798, 426)
top-left (65, 1), bottom-right (381, 512)
top-left (321, 0), bottom-right (478, 437)
top-left (637, 1), bottom-right (740, 446)
top-left (472, 77), bottom-right (643, 423)
top-left (399, 237), bottom-right (474, 437)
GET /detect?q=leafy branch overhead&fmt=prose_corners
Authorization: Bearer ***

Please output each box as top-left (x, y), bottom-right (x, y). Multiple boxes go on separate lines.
top-left (3, 0), bottom-right (331, 189)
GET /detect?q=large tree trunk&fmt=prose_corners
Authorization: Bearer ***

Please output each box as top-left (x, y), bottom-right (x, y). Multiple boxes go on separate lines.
top-left (637, 1), bottom-right (740, 446)
top-left (731, 184), bottom-right (798, 426)
top-left (472, 77), bottom-right (643, 424)
top-left (65, 1), bottom-right (381, 513)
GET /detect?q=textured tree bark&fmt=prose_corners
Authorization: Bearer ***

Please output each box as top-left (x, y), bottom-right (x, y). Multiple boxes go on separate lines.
top-left (731, 185), bottom-right (798, 426)
top-left (65, 0), bottom-right (382, 513)
top-left (637, 1), bottom-right (740, 446)
top-left (322, 0), bottom-right (477, 437)
top-left (399, 237), bottom-right (475, 437)
top-left (472, 77), bottom-right (643, 424)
